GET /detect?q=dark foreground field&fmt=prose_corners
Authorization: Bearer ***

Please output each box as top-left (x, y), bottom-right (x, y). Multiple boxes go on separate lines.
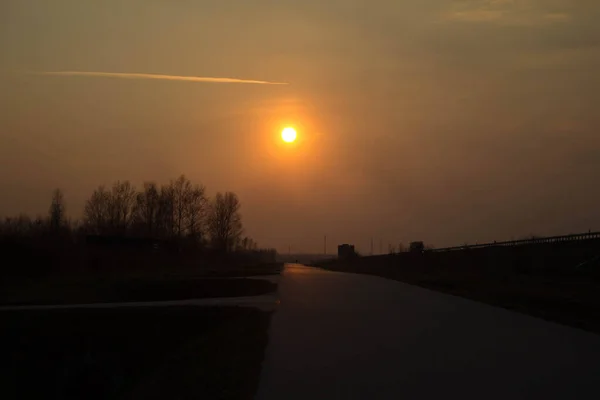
top-left (1, 307), bottom-right (271, 400)
top-left (318, 249), bottom-right (600, 334)
top-left (1, 263), bottom-right (282, 306)
top-left (2, 277), bottom-right (277, 305)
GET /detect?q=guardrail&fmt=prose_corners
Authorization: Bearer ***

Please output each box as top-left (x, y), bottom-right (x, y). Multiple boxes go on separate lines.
top-left (430, 231), bottom-right (600, 253)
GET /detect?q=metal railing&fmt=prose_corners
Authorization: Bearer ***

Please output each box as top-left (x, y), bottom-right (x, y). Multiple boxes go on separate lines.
top-left (430, 231), bottom-right (600, 253)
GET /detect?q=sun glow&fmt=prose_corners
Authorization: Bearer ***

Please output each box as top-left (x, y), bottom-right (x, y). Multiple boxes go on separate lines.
top-left (281, 127), bottom-right (297, 143)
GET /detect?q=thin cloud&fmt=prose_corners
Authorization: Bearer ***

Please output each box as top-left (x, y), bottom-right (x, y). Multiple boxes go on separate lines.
top-left (446, 10), bottom-right (506, 22)
top-left (33, 71), bottom-right (288, 85)
top-left (442, 0), bottom-right (571, 26)
top-left (445, 10), bottom-right (570, 25)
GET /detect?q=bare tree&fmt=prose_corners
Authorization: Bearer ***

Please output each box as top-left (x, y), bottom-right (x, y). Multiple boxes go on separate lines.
top-left (171, 175), bottom-right (192, 238)
top-left (207, 192), bottom-right (243, 252)
top-left (48, 188), bottom-right (66, 231)
top-left (238, 236), bottom-right (258, 251)
top-left (150, 176), bottom-right (207, 242)
top-left (31, 215), bottom-right (47, 235)
top-left (1, 214), bottom-right (32, 237)
top-left (108, 181), bottom-right (136, 233)
top-left (133, 182), bottom-right (160, 236)
top-left (156, 183), bottom-right (174, 238)
top-left (84, 185), bottom-right (110, 234)
top-left (186, 184), bottom-right (207, 243)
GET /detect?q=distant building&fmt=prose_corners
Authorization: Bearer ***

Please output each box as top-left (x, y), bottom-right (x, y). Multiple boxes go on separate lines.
top-left (409, 241), bottom-right (425, 253)
top-left (338, 244), bottom-right (356, 259)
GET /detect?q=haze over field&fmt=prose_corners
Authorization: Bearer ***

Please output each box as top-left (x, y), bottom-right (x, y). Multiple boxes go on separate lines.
top-left (1, 0), bottom-right (600, 253)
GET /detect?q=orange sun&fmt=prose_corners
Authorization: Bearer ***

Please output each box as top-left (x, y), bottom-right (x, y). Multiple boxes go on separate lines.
top-left (281, 127), bottom-right (297, 143)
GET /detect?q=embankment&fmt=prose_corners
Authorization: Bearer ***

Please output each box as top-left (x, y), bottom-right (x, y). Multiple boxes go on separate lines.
top-left (318, 239), bottom-right (600, 334)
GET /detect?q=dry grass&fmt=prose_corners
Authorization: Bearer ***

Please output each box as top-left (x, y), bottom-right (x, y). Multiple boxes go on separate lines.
top-left (319, 254), bottom-right (600, 334)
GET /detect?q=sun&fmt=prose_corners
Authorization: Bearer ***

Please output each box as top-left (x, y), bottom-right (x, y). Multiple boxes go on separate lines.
top-left (281, 127), bottom-right (297, 143)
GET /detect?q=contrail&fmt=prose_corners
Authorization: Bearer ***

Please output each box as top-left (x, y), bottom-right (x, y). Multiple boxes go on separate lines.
top-left (32, 71), bottom-right (288, 85)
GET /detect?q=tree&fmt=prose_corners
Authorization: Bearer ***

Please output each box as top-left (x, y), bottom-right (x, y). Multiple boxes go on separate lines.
top-left (1, 214), bottom-right (32, 237)
top-left (133, 182), bottom-right (160, 236)
top-left (238, 237), bottom-right (258, 251)
top-left (170, 175), bottom-right (207, 241)
top-left (238, 236), bottom-right (258, 251)
top-left (152, 176), bottom-right (207, 242)
top-left (207, 192), bottom-right (243, 252)
top-left (83, 181), bottom-right (136, 235)
top-left (156, 184), bottom-right (175, 238)
top-left (48, 188), bottom-right (66, 231)
top-left (84, 185), bottom-right (110, 234)
top-left (186, 184), bottom-right (207, 243)
top-left (108, 181), bottom-right (136, 233)
top-left (171, 175), bottom-right (193, 238)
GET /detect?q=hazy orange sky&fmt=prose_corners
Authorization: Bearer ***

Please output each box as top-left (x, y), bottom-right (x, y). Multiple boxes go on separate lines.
top-left (1, 0), bottom-right (600, 253)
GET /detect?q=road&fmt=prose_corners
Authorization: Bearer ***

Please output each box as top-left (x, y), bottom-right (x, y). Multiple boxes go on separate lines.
top-left (256, 264), bottom-right (600, 400)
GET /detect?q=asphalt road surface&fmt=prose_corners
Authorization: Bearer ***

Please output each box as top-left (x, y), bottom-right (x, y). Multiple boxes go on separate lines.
top-left (256, 264), bottom-right (600, 400)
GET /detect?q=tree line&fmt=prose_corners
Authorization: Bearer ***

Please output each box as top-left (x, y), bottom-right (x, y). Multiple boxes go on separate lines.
top-left (0, 175), bottom-right (262, 253)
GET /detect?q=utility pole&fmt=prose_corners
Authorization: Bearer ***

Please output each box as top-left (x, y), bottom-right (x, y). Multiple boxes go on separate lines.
top-left (370, 237), bottom-right (373, 255)
top-left (324, 235), bottom-right (327, 255)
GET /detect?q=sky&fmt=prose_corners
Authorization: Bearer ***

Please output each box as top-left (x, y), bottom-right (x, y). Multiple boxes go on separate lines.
top-left (1, 0), bottom-right (600, 253)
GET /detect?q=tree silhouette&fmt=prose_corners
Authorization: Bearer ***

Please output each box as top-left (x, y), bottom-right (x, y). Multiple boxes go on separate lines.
top-left (144, 176), bottom-right (207, 242)
top-left (171, 175), bottom-right (192, 238)
top-left (133, 182), bottom-right (160, 236)
top-left (208, 192), bottom-right (243, 252)
top-left (108, 181), bottom-right (136, 233)
top-left (34, 177), bottom-right (256, 254)
top-left (156, 183), bottom-right (175, 238)
top-left (1, 176), bottom-right (274, 281)
top-left (186, 183), bottom-right (207, 243)
top-left (48, 188), bottom-right (66, 231)
top-left (84, 186), bottom-right (110, 234)
top-left (238, 237), bottom-right (259, 251)
top-left (83, 182), bottom-right (136, 235)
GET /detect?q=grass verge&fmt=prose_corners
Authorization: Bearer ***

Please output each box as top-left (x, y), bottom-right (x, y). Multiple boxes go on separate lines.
top-left (319, 259), bottom-right (600, 334)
